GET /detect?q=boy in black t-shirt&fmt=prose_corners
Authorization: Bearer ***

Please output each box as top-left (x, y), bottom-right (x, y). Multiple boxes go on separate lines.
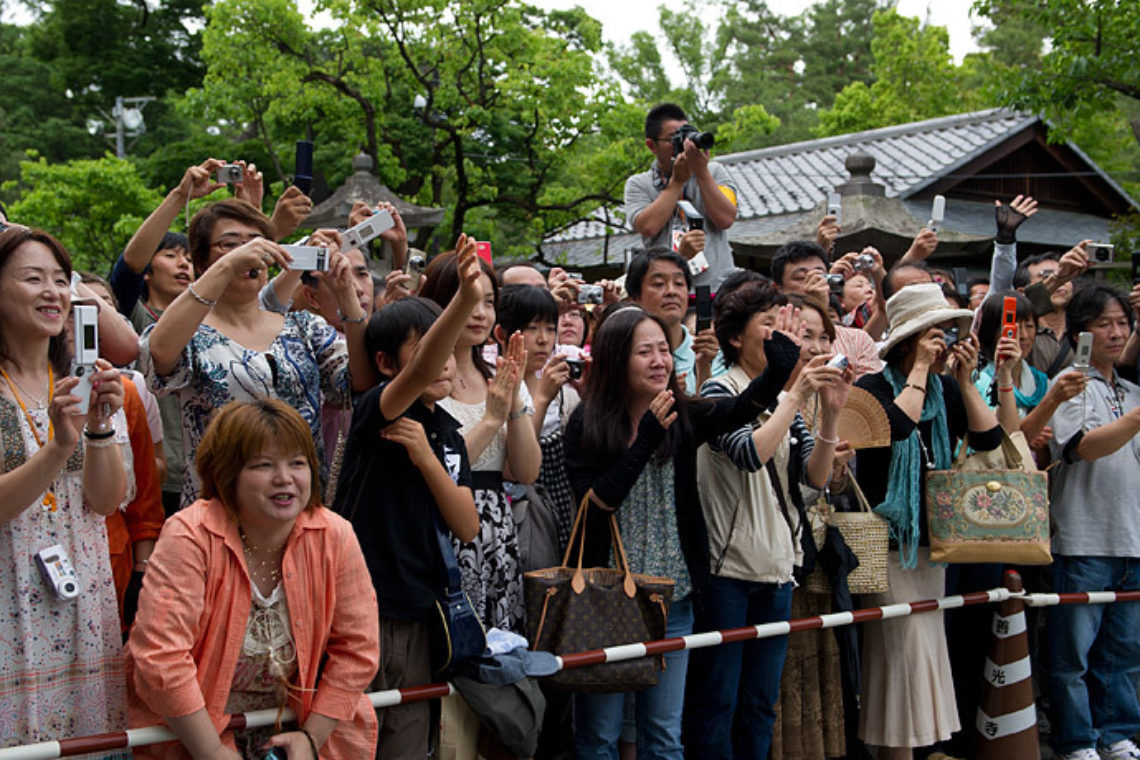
top-left (333, 237), bottom-right (482, 760)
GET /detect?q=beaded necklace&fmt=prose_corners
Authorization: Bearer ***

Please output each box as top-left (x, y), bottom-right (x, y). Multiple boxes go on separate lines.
top-left (239, 527), bottom-right (285, 586)
top-left (0, 364), bottom-right (57, 511)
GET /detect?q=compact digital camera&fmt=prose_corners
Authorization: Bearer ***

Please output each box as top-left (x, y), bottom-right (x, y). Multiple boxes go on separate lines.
top-left (342, 209), bottom-right (395, 253)
top-left (565, 359), bottom-right (585, 380)
top-left (943, 326), bottom-right (960, 349)
top-left (36, 544), bottom-right (80, 601)
top-left (853, 253), bottom-right (875, 272)
top-left (827, 353), bottom-right (850, 371)
top-left (405, 253), bottom-right (427, 291)
top-left (578, 284), bottom-right (604, 305)
top-left (71, 305), bottom-right (99, 415)
top-left (827, 273), bottom-right (845, 292)
top-left (282, 245), bottom-right (330, 272)
top-left (1088, 242), bottom-right (1114, 265)
top-left (216, 164), bottom-right (243, 184)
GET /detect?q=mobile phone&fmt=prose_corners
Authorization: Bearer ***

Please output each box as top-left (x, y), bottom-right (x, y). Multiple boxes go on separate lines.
top-left (71, 304), bottom-right (99, 415)
top-left (1074, 331), bottom-right (1093, 372)
top-left (677, 199), bottom-right (704, 231)
top-left (294, 140), bottom-right (314, 196)
top-left (827, 193), bottom-right (842, 226)
top-left (341, 208), bottom-right (394, 252)
top-left (281, 244), bottom-right (329, 271)
top-left (1002, 296), bottom-right (1018, 341)
top-left (475, 241), bottom-right (492, 264)
top-left (695, 285), bottom-right (713, 333)
top-left (928, 195), bottom-right (946, 233)
top-left (1132, 251), bottom-right (1140, 285)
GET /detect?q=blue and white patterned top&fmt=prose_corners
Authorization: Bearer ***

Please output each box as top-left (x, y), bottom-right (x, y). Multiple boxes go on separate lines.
top-left (617, 457), bottom-right (690, 599)
top-left (139, 310), bottom-right (349, 508)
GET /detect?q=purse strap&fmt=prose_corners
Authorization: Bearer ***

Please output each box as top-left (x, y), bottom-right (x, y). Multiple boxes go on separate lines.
top-left (430, 508), bottom-right (464, 595)
top-left (562, 494), bottom-right (637, 597)
top-left (951, 429), bottom-right (1027, 471)
top-left (765, 459), bottom-right (801, 547)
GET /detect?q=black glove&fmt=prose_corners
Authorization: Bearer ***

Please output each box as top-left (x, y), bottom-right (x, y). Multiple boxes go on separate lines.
top-left (748, 331), bottom-right (801, 409)
top-left (995, 203), bottom-right (1029, 244)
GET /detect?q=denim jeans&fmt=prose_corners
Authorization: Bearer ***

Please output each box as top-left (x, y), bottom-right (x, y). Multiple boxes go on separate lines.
top-left (1047, 555), bottom-right (1140, 754)
top-left (574, 597), bottom-right (694, 760)
top-left (683, 576), bottom-right (794, 760)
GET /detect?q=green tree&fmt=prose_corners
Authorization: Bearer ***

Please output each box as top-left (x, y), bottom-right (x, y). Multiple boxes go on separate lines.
top-left (815, 9), bottom-right (991, 136)
top-left (191, 0), bottom-right (633, 253)
top-left (3, 154), bottom-right (162, 272)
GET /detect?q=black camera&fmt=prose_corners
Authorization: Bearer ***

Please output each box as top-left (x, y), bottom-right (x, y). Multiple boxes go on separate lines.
top-left (827, 273), bottom-right (845, 293)
top-left (670, 124), bottom-right (715, 156)
top-left (566, 359), bottom-right (585, 380)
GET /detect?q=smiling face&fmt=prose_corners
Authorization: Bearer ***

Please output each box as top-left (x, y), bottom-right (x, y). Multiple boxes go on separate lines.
top-left (458, 273), bottom-right (496, 348)
top-left (234, 443), bottom-right (312, 534)
top-left (627, 318), bottom-right (673, 403)
top-left (0, 240), bottom-right (70, 339)
top-left (634, 259), bottom-right (688, 328)
top-left (729, 304), bottom-right (780, 377)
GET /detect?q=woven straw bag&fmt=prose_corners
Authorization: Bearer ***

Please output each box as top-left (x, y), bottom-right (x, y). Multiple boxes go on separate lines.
top-left (803, 475), bottom-right (889, 595)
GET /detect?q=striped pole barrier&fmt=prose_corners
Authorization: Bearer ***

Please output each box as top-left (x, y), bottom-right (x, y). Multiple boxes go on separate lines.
top-left (975, 570), bottom-right (1039, 759)
top-left (0, 585), bottom-right (1027, 760)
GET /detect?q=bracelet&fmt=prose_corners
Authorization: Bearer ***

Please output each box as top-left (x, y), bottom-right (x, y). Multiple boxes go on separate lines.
top-left (508, 406), bottom-right (534, 421)
top-left (186, 281), bottom-right (217, 308)
top-left (299, 728), bottom-right (319, 759)
top-left (83, 428), bottom-right (115, 440)
top-left (85, 436), bottom-right (118, 449)
top-left (905, 383), bottom-right (927, 395)
top-left (998, 385), bottom-right (1014, 393)
top-left (337, 309), bottom-right (366, 325)
top-left (815, 432), bottom-right (840, 445)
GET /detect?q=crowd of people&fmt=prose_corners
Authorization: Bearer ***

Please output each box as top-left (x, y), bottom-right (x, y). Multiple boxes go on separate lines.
top-left (0, 100), bottom-right (1138, 760)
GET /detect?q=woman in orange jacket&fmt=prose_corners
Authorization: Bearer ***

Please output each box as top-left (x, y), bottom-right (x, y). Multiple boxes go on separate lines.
top-left (126, 399), bottom-right (379, 759)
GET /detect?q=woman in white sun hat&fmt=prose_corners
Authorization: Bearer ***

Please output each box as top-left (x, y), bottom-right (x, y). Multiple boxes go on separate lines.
top-left (852, 282), bottom-right (1003, 760)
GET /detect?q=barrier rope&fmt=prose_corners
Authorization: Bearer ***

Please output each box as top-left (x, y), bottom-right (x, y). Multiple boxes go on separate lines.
top-left (4, 587), bottom-right (1140, 759)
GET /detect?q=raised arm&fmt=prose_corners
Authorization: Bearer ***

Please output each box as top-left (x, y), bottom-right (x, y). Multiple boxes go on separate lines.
top-left (122, 160), bottom-right (224, 275)
top-left (378, 235), bottom-right (482, 420)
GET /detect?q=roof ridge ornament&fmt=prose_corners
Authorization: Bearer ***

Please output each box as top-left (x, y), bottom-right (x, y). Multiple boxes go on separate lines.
top-left (834, 151), bottom-right (885, 198)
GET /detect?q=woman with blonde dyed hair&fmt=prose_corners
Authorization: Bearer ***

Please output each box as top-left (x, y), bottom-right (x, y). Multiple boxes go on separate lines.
top-left (127, 399), bottom-right (379, 759)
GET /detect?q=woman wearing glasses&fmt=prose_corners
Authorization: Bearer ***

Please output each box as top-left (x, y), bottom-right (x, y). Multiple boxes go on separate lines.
top-left (140, 199), bottom-right (369, 508)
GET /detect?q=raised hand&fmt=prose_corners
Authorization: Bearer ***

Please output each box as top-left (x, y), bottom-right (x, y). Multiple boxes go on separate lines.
top-left (949, 334), bottom-right (980, 384)
top-left (648, 389), bottom-right (678, 429)
top-left (816, 215), bottom-right (841, 253)
top-left (773, 303), bottom-right (803, 344)
top-left (269, 186), bottom-right (314, 241)
top-left (85, 359), bottom-right (124, 431)
top-left (904, 227), bottom-right (938, 263)
top-left (994, 195), bottom-right (1037, 243)
top-left (485, 358), bottom-right (516, 424)
top-left (455, 234), bottom-right (482, 304)
top-left (232, 160), bottom-right (264, 209)
top-left (49, 375), bottom-right (85, 450)
top-left (177, 159), bottom-right (226, 201)
top-left (222, 237), bottom-right (292, 280)
top-left (1047, 369), bottom-right (1088, 404)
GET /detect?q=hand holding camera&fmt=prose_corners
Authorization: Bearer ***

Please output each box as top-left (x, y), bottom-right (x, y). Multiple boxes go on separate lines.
top-left (1054, 241), bottom-right (1091, 284)
top-left (221, 237), bottom-right (291, 281)
top-left (948, 334), bottom-right (980, 384)
top-left (177, 159), bottom-right (228, 202)
top-left (270, 186), bottom-right (313, 242)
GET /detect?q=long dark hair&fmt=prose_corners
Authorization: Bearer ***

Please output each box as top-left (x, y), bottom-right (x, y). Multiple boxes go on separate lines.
top-left (579, 307), bottom-right (692, 463)
top-left (0, 227), bottom-right (73, 375)
top-left (976, 290), bottom-right (1034, 362)
top-left (419, 249), bottom-right (498, 380)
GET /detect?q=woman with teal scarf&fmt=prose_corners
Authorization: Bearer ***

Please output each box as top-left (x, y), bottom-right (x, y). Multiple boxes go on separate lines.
top-left (853, 283), bottom-right (1002, 760)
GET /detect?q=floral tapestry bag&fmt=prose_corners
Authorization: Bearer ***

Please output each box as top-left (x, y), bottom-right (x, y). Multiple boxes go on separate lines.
top-left (925, 430), bottom-right (1051, 565)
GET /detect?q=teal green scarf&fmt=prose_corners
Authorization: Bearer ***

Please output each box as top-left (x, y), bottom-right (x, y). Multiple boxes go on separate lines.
top-left (976, 361), bottom-right (1047, 413)
top-left (875, 366), bottom-right (951, 569)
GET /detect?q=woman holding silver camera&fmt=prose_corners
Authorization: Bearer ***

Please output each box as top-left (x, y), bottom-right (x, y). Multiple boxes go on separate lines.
top-left (140, 199), bottom-right (370, 508)
top-left (0, 226), bottom-right (131, 752)
top-left (127, 399), bottom-right (379, 760)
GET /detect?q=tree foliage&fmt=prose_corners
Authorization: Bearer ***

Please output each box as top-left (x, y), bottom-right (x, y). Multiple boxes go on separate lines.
top-left (3, 154), bottom-right (162, 272)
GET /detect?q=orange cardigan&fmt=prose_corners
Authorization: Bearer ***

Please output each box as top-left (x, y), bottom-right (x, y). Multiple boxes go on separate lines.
top-left (126, 499), bottom-right (380, 759)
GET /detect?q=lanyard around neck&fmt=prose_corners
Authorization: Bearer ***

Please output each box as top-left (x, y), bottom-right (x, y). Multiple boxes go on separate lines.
top-left (0, 364), bottom-right (57, 511)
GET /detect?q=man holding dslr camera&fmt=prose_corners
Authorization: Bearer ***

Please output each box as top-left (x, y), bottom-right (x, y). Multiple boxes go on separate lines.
top-left (625, 103), bottom-right (739, 291)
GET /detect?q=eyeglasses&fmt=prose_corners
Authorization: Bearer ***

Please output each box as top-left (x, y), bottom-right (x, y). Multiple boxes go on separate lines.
top-left (210, 234), bottom-right (264, 254)
top-left (1033, 268), bottom-right (1057, 280)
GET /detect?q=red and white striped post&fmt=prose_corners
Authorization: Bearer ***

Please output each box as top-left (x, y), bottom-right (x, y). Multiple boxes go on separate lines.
top-left (975, 570), bottom-right (1039, 759)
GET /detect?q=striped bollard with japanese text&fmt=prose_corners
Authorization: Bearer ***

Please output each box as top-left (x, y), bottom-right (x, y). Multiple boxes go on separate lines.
top-left (975, 570), bottom-right (1039, 759)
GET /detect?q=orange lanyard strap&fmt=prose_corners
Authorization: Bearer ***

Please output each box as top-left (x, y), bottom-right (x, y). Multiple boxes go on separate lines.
top-left (0, 365), bottom-right (57, 512)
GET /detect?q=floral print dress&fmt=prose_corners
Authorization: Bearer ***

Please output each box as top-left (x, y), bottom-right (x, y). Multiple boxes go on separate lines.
top-left (0, 397), bottom-right (133, 756)
top-left (140, 311), bottom-right (349, 508)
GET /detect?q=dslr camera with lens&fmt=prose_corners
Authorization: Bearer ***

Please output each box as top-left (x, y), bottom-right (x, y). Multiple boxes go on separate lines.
top-left (670, 124), bottom-right (715, 156)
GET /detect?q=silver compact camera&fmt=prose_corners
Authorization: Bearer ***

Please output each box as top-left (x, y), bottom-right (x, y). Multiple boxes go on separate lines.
top-left (578, 284), bottom-right (604, 305)
top-left (342, 209), bottom-right (395, 252)
top-left (1087, 242), bottom-right (1114, 265)
top-left (36, 544), bottom-right (80, 601)
top-left (282, 244), bottom-right (330, 271)
top-left (216, 164), bottom-right (243, 184)
top-left (405, 253), bottom-right (426, 291)
top-left (71, 304), bottom-right (99, 415)
top-left (827, 273), bottom-right (845, 292)
top-left (827, 353), bottom-right (849, 370)
top-left (853, 253), bottom-right (875, 272)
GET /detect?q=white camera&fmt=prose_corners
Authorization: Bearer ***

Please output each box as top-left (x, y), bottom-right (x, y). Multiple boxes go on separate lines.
top-left (927, 195), bottom-right (946, 233)
top-left (70, 305), bottom-right (99, 415)
top-left (282, 245), bottom-right (330, 272)
top-left (827, 192), bottom-right (842, 225)
top-left (405, 253), bottom-right (427, 291)
top-left (36, 544), bottom-right (80, 601)
top-left (342, 209), bottom-right (395, 252)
